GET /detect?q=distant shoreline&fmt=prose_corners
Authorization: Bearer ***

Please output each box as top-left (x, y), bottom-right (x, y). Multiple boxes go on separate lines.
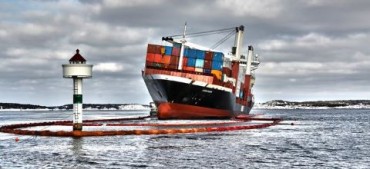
top-left (0, 103), bottom-right (151, 111)
top-left (1, 100), bottom-right (370, 110)
top-left (255, 100), bottom-right (370, 109)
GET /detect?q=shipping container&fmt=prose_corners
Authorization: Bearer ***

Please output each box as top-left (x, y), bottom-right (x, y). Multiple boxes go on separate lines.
top-left (147, 44), bottom-right (162, 54)
top-left (196, 50), bottom-right (205, 59)
top-left (183, 66), bottom-right (195, 72)
top-left (203, 69), bottom-right (212, 74)
top-left (188, 49), bottom-right (197, 58)
top-left (195, 59), bottom-right (204, 68)
top-left (165, 46), bottom-right (172, 55)
top-left (182, 57), bottom-right (188, 67)
top-left (205, 51), bottom-right (213, 60)
top-left (170, 56), bottom-right (179, 65)
top-left (195, 68), bottom-right (203, 73)
top-left (160, 46), bottom-right (165, 55)
top-left (184, 48), bottom-right (189, 56)
top-left (161, 55), bottom-right (171, 64)
top-left (213, 52), bottom-right (223, 61)
top-left (173, 42), bottom-right (181, 48)
top-left (146, 53), bottom-right (155, 62)
top-left (168, 64), bottom-right (178, 69)
top-left (211, 60), bottom-right (223, 70)
top-left (187, 57), bottom-right (196, 67)
top-left (204, 59), bottom-right (212, 69)
top-left (211, 70), bottom-right (222, 80)
top-left (172, 47), bottom-right (180, 56)
top-left (154, 54), bottom-right (162, 63)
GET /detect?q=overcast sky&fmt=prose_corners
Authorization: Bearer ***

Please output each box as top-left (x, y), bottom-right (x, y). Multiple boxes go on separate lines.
top-left (1, 0), bottom-right (370, 106)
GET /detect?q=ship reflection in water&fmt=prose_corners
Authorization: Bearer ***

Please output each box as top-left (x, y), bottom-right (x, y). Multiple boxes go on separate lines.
top-left (0, 109), bottom-right (369, 168)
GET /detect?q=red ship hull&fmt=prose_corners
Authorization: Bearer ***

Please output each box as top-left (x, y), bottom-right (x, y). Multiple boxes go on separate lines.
top-left (157, 102), bottom-right (232, 119)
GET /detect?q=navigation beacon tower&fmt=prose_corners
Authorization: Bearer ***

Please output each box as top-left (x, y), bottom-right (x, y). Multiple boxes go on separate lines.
top-left (62, 49), bottom-right (93, 131)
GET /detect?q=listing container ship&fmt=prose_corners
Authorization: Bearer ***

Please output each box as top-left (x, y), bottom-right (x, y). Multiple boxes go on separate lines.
top-left (142, 25), bottom-right (260, 119)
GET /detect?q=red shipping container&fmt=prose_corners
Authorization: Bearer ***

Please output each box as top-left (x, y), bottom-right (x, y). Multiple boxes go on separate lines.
top-left (205, 51), bottom-right (213, 60)
top-left (168, 64), bottom-right (178, 69)
top-left (146, 53), bottom-right (155, 62)
top-left (204, 60), bottom-right (212, 69)
top-left (154, 54), bottom-right (162, 63)
top-left (172, 47), bottom-right (180, 56)
top-left (170, 56), bottom-right (179, 65)
top-left (161, 55), bottom-right (171, 64)
top-left (182, 57), bottom-right (188, 68)
top-left (183, 66), bottom-right (195, 72)
top-left (147, 44), bottom-right (162, 54)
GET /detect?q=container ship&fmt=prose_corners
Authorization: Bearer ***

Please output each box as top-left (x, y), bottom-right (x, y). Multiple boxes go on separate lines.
top-left (142, 25), bottom-right (260, 119)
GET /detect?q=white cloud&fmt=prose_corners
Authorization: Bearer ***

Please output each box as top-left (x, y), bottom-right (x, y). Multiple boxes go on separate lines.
top-left (259, 61), bottom-right (363, 76)
top-left (94, 63), bottom-right (124, 72)
top-left (258, 39), bottom-right (287, 51)
top-left (102, 0), bottom-right (163, 8)
top-left (258, 32), bottom-right (370, 53)
top-left (296, 33), bottom-right (332, 47)
top-left (216, 0), bottom-right (282, 18)
top-left (69, 23), bottom-right (149, 47)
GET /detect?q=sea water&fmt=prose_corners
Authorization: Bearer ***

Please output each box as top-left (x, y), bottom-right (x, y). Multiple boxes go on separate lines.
top-left (0, 109), bottom-right (369, 168)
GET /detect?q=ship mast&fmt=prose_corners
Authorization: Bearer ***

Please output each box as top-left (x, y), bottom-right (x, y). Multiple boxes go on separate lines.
top-left (178, 22), bottom-right (187, 70)
top-left (233, 26), bottom-right (244, 60)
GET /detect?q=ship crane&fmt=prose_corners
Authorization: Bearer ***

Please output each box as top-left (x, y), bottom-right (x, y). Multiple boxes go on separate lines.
top-left (251, 54), bottom-right (260, 71)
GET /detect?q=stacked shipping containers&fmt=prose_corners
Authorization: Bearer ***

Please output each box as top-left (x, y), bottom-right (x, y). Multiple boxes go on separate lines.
top-left (146, 44), bottom-right (225, 81)
top-left (183, 48), bottom-right (224, 80)
top-left (146, 44), bottom-right (180, 69)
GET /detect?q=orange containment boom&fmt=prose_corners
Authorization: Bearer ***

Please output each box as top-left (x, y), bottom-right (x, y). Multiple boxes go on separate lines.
top-left (0, 115), bottom-right (282, 137)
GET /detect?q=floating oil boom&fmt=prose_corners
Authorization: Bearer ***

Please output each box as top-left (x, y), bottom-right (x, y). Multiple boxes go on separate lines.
top-left (62, 49), bottom-right (93, 131)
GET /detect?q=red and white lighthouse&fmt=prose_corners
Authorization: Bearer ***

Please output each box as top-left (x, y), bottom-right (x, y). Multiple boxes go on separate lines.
top-left (62, 49), bottom-right (93, 131)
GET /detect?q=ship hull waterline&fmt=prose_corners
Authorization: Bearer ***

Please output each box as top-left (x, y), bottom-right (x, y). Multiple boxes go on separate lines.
top-left (143, 73), bottom-right (252, 120)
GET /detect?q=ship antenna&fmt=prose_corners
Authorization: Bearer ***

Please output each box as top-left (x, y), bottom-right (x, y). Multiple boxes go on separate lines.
top-left (182, 22), bottom-right (187, 40)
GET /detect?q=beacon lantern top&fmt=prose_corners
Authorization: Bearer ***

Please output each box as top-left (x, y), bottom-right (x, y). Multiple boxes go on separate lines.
top-left (63, 49), bottom-right (93, 78)
top-left (69, 49), bottom-right (86, 64)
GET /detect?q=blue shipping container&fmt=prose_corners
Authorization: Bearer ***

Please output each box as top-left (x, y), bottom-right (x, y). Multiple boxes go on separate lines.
top-left (165, 46), bottom-right (172, 55)
top-left (184, 48), bottom-right (189, 57)
top-left (188, 49), bottom-right (197, 58)
top-left (195, 59), bottom-right (204, 68)
top-left (196, 50), bottom-right (205, 59)
top-left (213, 52), bottom-right (223, 61)
top-left (203, 69), bottom-right (211, 74)
top-left (211, 60), bottom-right (222, 70)
top-left (187, 58), bottom-right (196, 67)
